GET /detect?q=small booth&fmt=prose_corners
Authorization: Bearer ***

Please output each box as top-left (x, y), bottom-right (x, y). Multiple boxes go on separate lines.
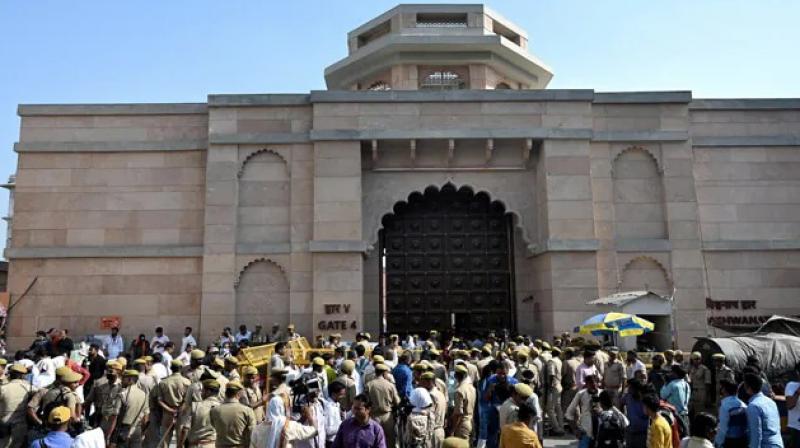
top-left (586, 291), bottom-right (673, 351)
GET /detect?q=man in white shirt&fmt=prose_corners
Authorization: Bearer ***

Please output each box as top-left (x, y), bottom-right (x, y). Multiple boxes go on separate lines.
top-left (150, 326), bottom-right (170, 353)
top-left (161, 342), bottom-right (175, 369)
top-left (150, 353), bottom-right (167, 381)
top-left (234, 325), bottom-right (251, 344)
top-left (625, 350), bottom-right (647, 380)
top-left (105, 327), bottom-right (124, 359)
top-left (175, 343), bottom-right (193, 365)
top-left (323, 381), bottom-right (346, 445)
top-left (181, 326), bottom-right (197, 352)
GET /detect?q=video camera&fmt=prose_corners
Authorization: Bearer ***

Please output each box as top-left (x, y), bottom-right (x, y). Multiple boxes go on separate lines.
top-left (289, 373), bottom-right (322, 414)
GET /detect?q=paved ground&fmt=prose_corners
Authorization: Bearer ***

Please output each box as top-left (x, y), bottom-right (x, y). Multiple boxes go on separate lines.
top-left (543, 435), bottom-right (579, 447)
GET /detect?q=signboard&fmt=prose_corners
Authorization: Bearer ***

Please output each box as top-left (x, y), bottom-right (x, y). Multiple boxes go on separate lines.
top-left (100, 316), bottom-right (121, 330)
top-left (706, 298), bottom-right (769, 333)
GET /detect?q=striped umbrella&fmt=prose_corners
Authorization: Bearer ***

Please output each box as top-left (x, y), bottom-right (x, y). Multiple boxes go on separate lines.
top-left (577, 312), bottom-right (655, 337)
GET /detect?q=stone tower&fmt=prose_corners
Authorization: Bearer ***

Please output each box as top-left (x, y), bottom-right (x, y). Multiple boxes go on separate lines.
top-left (324, 4), bottom-right (553, 90)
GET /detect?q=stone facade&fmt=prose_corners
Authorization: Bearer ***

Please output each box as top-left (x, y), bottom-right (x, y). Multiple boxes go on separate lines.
top-left (5, 5), bottom-right (800, 349)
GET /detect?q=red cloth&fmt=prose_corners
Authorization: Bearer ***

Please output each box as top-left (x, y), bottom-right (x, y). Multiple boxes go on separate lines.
top-left (67, 359), bottom-right (91, 386)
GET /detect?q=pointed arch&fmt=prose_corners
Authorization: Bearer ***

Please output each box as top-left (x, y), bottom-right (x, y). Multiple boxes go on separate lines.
top-left (611, 145), bottom-right (662, 176)
top-left (612, 146), bottom-right (667, 239)
top-left (238, 148), bottom-right (289, 178)
top-left (619, 255), bottom-right (672, 295)
top-left (368, 181), bottom-right (534, 249)
top-left (234, 257), bottom-right (288, 288)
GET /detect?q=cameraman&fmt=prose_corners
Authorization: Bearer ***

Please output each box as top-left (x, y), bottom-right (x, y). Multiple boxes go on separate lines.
top-left (565, 374), bottom-right (603, 448)
top-left (291, 373), bottom-right (326, 448)
top-left (323, 382), bottom-right (346, 447)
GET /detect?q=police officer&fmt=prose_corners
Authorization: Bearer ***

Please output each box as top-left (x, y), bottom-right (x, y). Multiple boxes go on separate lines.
top-left (132, 359), bottom-right (155, 397)
top-left (336, 360), bottom-right (358, 411)
top-left (40, 367), bottom-right (82, 428)
top-left (711, 353), bottom-right (735, 408)
top-left (85, 360), bottom-right (122, 429)
top-left (107, 370), bottom-right (149, 448)
top-left (186, 350), bottom-right (207, 383)
top-left (0, 364), bottom-right (35, 448)
top-left (689, 352), bottom-right (712, 414)
top-left (420, 372), bottom-right (446, 448)
top-left (177, 379), bottom-right (221, 448)
top-left (602, 350), bottom-right (625, 407)
top-left (155, 360), bottom-right (192, 445)
top-left (223, 357), bottom-right (240, 382)
top-left (545, 346), bottom-right (565, 436)
top-left (364, 363), bottom-right (400, 448)
top-left (209, 381), bottom-right (256, 448)
top-left (239, 366), bottom-right (266, 422)
top-left (449, 364), bottom-right (475, 441)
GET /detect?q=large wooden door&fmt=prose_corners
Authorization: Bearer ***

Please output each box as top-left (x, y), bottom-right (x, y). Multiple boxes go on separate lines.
top-left (380, 185), bottom-right (515, 335)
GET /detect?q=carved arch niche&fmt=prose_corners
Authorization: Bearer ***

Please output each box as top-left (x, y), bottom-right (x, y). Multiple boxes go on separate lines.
top-left (619, 255), bottom-right (671, 296)
top-left (612, 146), bottom-right (667, 240)
top-left (237, 148), bottom-right (290, 245)
top-left (234, 258), bottom-right (290, 328)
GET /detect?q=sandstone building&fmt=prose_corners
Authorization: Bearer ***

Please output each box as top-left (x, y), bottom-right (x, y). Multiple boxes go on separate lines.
top-left (5, 4), bottom-right (800, 349)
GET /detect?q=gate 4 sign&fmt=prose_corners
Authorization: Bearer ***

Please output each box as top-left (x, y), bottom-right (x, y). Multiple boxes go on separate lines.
top-left (318, 303), bottom-right (358, 331)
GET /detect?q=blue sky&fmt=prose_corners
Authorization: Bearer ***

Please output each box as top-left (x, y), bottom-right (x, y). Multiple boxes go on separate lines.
top-left (1, 1), bottom-right (799, 257)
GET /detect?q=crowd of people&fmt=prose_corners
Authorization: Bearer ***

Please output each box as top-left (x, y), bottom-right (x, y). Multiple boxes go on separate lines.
top-left (0, 325), bottom-right (793, 448)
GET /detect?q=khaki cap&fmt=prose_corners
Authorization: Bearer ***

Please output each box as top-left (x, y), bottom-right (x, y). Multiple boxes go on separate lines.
top-left (106, 360), bottom-right (122, 371)
top-left (514, 383), bottom-right (534, 398)
top-left (242, 365), bottom-right (258, 376)
top-left (287, 324), bottom-right (295, 330)
top-left (61, 369), bottom-right (82, 383)
top-left (454, 364), bottom-right (468, 375)
top-left (170, 359), bottom-right (184, 368)
top-left (375, 363), bottom-right (390, 373)
top-left (190, 349), bottom-right (206, 360)
top-left (691, 351), bottom-right (702, 360)
top-left (202, 379), bottom-right (220, 389)
top-left (123, 369), bottom-right (139, 378)
top-left (55, 366), bottom-right (73, 378)
top-left (143, 356), bottom-right (154, 362)
top-left (0, 359), bottom-right (7, 366)
top-left (443, 437), bottom-right (470, 448)
top-left (341, 360), bottom-right (355, 374)
top-left (372, 355), bottom-right (385, 363)
top-left (420, 371), bottom-right (435, 380)
top-left (9, 364), bottom-right (28, 374)
top-left (133, 358), bottom-right (147, 366)
top-left (312, 357), bottom-right (325, 367)
top-left (48, 406), bottom-right (71, 425)
top-left (226, 380), bottom-right (244, 391)
top-left (212, 357), bottom-right (225, 369)
top-left (711, 353), bottom-right (726, 361)
top-left (116, 357), bottom-right (128, 367)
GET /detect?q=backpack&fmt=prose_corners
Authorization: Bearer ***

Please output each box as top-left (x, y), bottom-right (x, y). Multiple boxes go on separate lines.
top-left (657, 400), bottom-right (687, 448)
top-left (404, 410), bottom-right (433, 448)
top-left (37, 389), bottom-right (68, 426)
top-left (595, 409), bottom-right (625, 448)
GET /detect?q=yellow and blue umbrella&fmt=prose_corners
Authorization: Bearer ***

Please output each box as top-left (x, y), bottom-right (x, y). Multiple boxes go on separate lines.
top-left (577, 312), bottom-right (655, 337)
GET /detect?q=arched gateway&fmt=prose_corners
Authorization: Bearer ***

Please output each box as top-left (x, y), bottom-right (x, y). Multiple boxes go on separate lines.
top-left (379, 184), bottom-right (516, 335)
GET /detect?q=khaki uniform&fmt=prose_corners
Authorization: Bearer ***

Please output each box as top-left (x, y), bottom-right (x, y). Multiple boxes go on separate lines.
top-left (0, 379), bottom-right (34, 448)
top-left (89, 379), bottom-right (122, 434)
top-left (239, 385), bottom-right (264, 423)
top-left (431, 362), bottom-right (447, 383)
top-left (545, 357), bottom-right (564, 432)
top-left (464, 362), bottom-right (479, 385)
top-left (178, 397), bottom-right (220, 446)
top-left (603, 360), bottom-right (625, 406)
top-left (452, 379), bottom-right (475, 440)
top-left (689, 364), bottom-right (712, 413)
top-left (428, 387), bottom-right (447, 448)
top-left (365, 376), bottom-right (400, 448)
top-left (498, 398), bottom-right (519, 427)
top-left (561, 358), bottom-right (580, 415)
top-left (110, 384), bottom-right (150, 448)
top-left (209, 399), bottom-right (256, 448)
top-left (434, 378), bottom-right (447, 401)
top-left (336, 374), bottom-right (357, 411)
top-left (156, 373), bottom-right (192, 444)
top-left (136, 374), bottom-right (156, 397)
top-left (41, 385), bottom-right (80, 423)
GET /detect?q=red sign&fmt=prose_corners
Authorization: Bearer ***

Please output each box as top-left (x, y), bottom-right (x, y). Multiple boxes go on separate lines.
top-left (100, 316), bottom-right (121, 329)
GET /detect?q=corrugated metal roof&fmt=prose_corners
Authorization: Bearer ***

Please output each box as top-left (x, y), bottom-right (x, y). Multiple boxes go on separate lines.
top-left (586, 290), bottom-right (668, 307)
